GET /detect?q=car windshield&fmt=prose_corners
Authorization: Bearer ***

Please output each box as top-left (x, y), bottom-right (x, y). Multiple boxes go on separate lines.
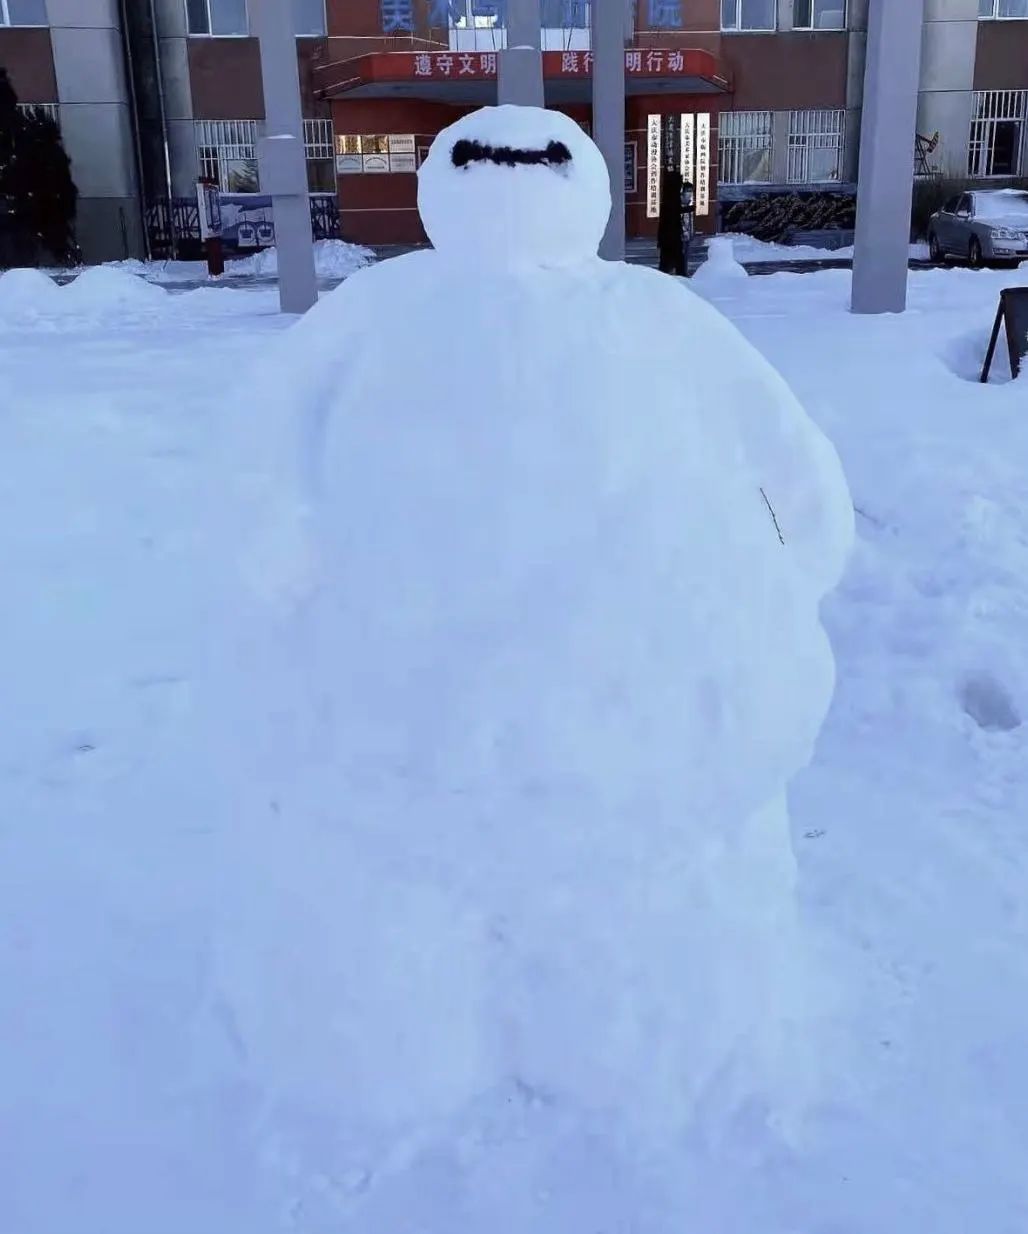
top-left (973, 191), bottom-right (1028, 222)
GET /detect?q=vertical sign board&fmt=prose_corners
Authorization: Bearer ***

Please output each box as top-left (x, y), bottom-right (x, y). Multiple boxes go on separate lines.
top-left (196, 179), bottom-right (224, 277)
top-left (647, 114), bottom-right (662, 219)
top-left (196, 180), bottom-right (222, 240)
top-left (680, 112), bottom-right (695, 184)
top-left (980, 287), bottom-right (1028, 382)
top-left (695, 112), bottom-right (711, 217)
top-left (624, 141), bottom-right (637, 195)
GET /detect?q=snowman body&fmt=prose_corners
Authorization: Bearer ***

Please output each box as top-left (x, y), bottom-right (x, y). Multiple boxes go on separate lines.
top-left (218, 106), bottom-right (853, 1229)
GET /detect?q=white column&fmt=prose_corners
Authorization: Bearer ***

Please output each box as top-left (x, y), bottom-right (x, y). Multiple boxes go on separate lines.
top-left (250, 0), bottom-right (318, 315)
top-left (850, 0), bottom-right (925, 314)
top-left (498, 0), bottom-right (544, 107)
top-left (593, 0), bottom-right (630, 259)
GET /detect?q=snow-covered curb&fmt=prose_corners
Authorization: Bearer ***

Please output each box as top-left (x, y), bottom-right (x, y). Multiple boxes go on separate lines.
top-left (728, 233), bottom-right (931, 264)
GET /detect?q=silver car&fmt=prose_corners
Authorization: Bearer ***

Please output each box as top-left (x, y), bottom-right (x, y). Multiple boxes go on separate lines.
top-left (928, 189), bottom-right (1028, 268)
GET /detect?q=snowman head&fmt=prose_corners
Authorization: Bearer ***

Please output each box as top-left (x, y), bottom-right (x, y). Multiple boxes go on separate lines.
top-left (418, 105), bottom-right (611, 269)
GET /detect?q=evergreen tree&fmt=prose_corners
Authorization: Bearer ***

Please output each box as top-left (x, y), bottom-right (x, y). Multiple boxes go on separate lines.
top-left (0, 67), bottom-right (19, 196)
top-left (0, 67), bottom-right (79, 265)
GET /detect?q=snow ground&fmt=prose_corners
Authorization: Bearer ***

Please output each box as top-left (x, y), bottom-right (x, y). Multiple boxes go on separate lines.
top-left (2, 260), bottom-right (1028, 1231)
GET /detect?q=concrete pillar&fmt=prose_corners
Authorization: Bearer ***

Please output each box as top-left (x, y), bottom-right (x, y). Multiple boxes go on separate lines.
top-left (152, 0), bottom-right (195, 199)
top-left (777, 0), bottom-right (795, 33)
top-left (593, 0), bottom-right (629, 259)
top-left (250, 0), bottom-right (318, 314)
top-left (45, 0), bottom-right (144, 262)
top-left (843, 26), bottom-right (866, 183)
top-left (850, 0), bottom-right (925, 315)
top-left (918, 0), bottom-right (978, 180)
top-left (771, 110), bottom-right (791, 184)
top-left (498, 0), bottom-right (544, 108)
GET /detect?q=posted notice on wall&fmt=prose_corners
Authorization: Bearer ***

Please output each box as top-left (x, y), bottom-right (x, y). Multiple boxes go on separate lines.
top-left (647, 114), bottom-right (661, 219)
top-left (680, 113), bottom-right (695, 186)
top-left (696, 113), bottom-right (711, 217)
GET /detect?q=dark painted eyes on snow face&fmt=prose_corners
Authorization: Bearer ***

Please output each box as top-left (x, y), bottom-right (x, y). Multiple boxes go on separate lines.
top-left (450, 138), bottom-right (573, 171)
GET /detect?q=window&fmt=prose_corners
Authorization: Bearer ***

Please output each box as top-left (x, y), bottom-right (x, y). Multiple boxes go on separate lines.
top-left (196, 119), bottom-right (337, 192)
top-left (718, 111), bottom-right (773, 183)
top-left (294, 0), bottom-right (326, 34)
top-left (423, 0), bottom-right (591, 26)
top-left (0, 0), bottom-right (48, 25)
top-left (787, 109), bottom-right (845, 182)
top-left (196, 120), bottom-right (260, 192)
top-left (540, 0), bottom-right (590, 26)
top-left (187, 0), bottom-right (248, 35)
top-left (304, 118), bottom-right (335, 191)
top-left (187, 0), bottom-right (325, 34)
top-left (794, 0), bottom-right (846, 29)
top-left (17, 102), bottom-right (59, 124)
top-left (721, 0), bottom-right (776, 31)
top-left (968, 90), bottom-right (1027, 177)
top-left (335, 134), bottom-right (418, 174)
top-left (979, 0), bottom-right (1028, 17)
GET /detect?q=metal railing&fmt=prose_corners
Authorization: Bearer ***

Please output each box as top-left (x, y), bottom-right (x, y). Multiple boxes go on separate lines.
top-left (145, 195), bottom-right (341, 257)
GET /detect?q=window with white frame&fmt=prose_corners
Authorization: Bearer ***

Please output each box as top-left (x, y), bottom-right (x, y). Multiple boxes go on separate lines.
top-left (335, 133), bottom-right (418, 174)
top-left (186, 0), bottom-right (325, 35)
top-left (721, 0), bottom-right (776, 31)
top-left (0, 0), bottom-right (48, 25)
top-left (718, 110), bottom-right (773, 183)
top-left (304, 117), bottom-right (336, 191)
top-left (979, 0), bottom-right (1028, 17)
top-left (435, 0), bottom-right (591, 50)
top-left (787, 109), bottom-right (845, 182)
top-left (433, 0), bottom-right (590, 27)
top-left (968, 90), bottom-right (1027, 177)
top-left (195, 119), bottom-right (337, 192)
top-left (539, 0), bottom-right (590, 26)
top-left (794, 0), bottom-right (846, 29)
top-left (196, 120), bottom-right (260, 191)
top-left (17, 102), bottom-right (59, 124)
top-left (294, 0), bottom-right (326, 35)
top-left (187, 0), bottom-right (248, 35)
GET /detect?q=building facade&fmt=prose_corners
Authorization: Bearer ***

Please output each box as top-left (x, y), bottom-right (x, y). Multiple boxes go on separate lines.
top-left (0, 0), bottom-right (1027, 259)
top-left (0, 0), bottom-right (146, 260)
top-left (0, 0), bottom-right (336, 260)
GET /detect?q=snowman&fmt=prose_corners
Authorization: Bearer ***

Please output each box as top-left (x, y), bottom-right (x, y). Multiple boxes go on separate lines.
top-left (216, 105), bottom-right (853, 1231)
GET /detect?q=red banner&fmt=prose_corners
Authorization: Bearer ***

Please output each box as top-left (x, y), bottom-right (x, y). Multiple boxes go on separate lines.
top-left (403, 48), bottom-right (718, 80)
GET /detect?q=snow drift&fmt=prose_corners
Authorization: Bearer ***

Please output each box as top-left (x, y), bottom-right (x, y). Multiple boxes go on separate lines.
top-left (62, 266), bottom-right (167, 309)
top-left (231, 238), bottom-right (375, 280)
top-left (0, 266), bottom-right (61, 314)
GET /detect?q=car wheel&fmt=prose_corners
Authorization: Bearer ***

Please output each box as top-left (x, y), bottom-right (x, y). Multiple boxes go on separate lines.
top-left (928, 231), bottom-right (944, 263)
top-left (968, 236), bottom-right (984, 269)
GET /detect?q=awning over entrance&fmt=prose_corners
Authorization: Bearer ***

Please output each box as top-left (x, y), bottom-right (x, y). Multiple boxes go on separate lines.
top-left (315, 48), bottom-right (732, 105)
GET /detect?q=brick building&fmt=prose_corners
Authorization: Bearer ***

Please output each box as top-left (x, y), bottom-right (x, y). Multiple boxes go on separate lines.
top-left (1, 0), bottom-right (1027, 260)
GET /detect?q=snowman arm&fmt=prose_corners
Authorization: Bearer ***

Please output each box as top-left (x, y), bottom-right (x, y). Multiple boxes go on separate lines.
top-left (733, 341), bottom-right (853, 595)
top-left (236, 309), bottom-right (359, 611)
top-left (679, 288), bottom-right (853, 594)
